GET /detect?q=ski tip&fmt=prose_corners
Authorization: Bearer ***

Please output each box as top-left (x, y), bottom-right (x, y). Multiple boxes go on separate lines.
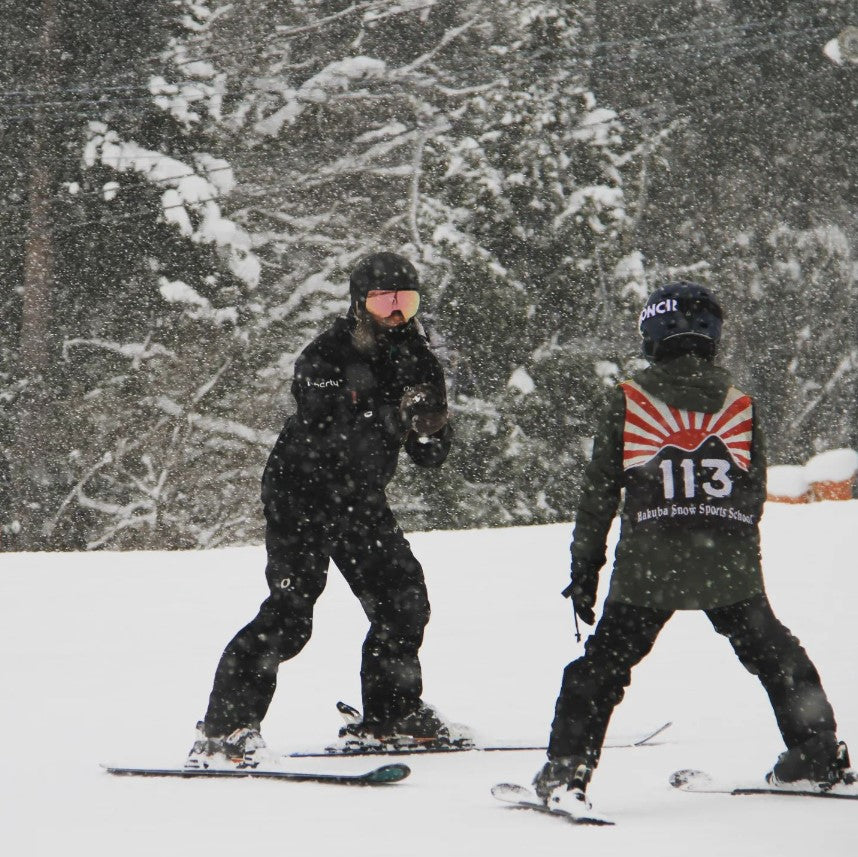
top-left (370, 763), bottom-right (411, 783)
top-left (669, 769), bottom-right (712, 791)
top-left (491, 783), bottom-right (532, 799)
top-left (632, 720), bottom-right (673, 746)
top-left (101, 763), bottom-right (154, 776)
top-left (101, 765), bottom-right (180, 777)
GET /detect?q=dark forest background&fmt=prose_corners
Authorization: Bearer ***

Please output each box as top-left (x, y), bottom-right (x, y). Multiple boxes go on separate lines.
top-left (1, 0), bottom-right (855, 550)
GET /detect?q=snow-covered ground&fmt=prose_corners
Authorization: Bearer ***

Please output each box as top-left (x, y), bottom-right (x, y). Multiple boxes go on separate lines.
top-left (2, 502), bottom-right (856, 856)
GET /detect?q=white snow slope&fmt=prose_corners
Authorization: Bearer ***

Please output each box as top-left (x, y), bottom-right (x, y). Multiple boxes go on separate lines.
top-left (2, 502), bottom-right (856, 857)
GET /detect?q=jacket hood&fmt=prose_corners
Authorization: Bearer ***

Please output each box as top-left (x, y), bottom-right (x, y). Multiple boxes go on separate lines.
top-left (633, 354), bottom-right (733, 412)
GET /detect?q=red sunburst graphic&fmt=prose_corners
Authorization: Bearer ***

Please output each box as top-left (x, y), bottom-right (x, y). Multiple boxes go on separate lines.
top-left (621, 381), bottom-right (753, 471)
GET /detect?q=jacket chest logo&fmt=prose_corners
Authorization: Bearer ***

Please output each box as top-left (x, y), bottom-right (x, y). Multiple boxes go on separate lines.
top-left (620, 381), bottom-right (753, 472)
top-left (305, 378), bottom-right (341, 388)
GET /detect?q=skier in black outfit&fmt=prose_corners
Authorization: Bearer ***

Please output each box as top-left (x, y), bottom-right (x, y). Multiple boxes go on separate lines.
top-left (533, 282), bottom-right (851, 811)
top-left (189, 252), bottom-right (467, 766)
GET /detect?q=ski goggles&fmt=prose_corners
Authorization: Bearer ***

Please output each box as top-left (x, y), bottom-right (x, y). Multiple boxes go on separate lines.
top-left (365, 289), bottom-right (420, 322)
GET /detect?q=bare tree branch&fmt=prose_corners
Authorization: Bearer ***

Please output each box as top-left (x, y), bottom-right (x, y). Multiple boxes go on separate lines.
top-left (393, 17), bottom-right (480, 76)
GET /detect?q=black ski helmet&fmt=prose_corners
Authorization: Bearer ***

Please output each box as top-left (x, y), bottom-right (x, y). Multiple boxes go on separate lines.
top-left (639, 281), bottom-right (723, 360)
top-left (349, 252), bottom-right (420, 307)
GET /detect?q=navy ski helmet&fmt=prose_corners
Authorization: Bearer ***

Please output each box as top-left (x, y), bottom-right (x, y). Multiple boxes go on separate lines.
top-left (639, 281), bottom-right (723, 360)
top-left (349, 252), bottom-right (420, 307)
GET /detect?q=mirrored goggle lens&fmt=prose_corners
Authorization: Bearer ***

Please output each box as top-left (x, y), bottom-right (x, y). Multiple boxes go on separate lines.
top-left (365, 290), bottom-right (420, 321)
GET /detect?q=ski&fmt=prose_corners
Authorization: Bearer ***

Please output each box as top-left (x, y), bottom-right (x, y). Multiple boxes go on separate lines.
top-left (101, 761), bottom-right (410, 785)
top-left (670, 768), bottom-right (858, 800)
top-left (491, 783), bottom-right (615, 826)
top-left (286, 701), bottom-right (671, 757)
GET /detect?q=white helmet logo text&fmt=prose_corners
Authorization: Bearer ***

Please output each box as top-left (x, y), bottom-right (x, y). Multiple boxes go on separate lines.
top-left (640, 298), bottom-right (678, 324)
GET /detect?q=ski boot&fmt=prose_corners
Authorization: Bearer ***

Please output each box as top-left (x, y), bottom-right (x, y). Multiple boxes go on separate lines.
top-left (185, 721), bottom-right (268, 770)
top-left (766, 731), bottom-right (852, 790)
top-left (533, 755), bottom-right (593, 812)
top-left (337, 702), bottom-right (474, 752)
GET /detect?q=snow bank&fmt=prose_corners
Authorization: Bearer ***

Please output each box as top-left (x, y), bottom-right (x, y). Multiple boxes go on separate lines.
top-left (768, 448), bottom-right (857, 502)
top-left (767, 465), bottom-right (810, 500)
top-left (804, 448), bottom-right (858, 483)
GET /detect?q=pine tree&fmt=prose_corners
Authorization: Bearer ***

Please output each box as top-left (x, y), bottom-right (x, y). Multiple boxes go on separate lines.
top-left (2, 1), bottom-right (263, 548)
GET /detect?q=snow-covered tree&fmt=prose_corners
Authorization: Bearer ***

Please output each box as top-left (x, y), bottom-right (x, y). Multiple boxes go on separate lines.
top-left (3, 1), bottom-right (264, 548)
top-left (7, 0), bottom-right (853, 550)
top-left (2, 0), bottom-right (649, 546)
top-left (590, 0), bottom-right (858, 468)
top-left (192, 0), bottom-right (644, 528)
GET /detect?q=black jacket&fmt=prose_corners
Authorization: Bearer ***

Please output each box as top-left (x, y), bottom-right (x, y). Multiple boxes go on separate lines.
top-left (263, 317), bottom-right (452, 507)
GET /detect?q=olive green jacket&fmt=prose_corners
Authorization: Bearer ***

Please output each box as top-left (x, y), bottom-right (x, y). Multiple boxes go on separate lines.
top-left (571, 355), bottom-right (766, 610)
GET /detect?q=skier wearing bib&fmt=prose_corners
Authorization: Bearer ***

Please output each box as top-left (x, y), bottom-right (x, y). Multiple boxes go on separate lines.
top-left (188, 252), bottom-right (468, 767)
top-left (533, 282), bottom-right (850, 811)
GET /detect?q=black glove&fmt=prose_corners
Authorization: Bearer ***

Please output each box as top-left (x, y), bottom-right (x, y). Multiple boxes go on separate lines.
top-left (561, 557), bottom-right (602, 626)
top-left (400, 384), bottom-right (448, 436)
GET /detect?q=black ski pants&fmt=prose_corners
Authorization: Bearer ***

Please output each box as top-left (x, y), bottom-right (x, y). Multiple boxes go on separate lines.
top-left (548, 593), bottom-right (836, 765)
top-left (203, 491), bottom-right (430, 736)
